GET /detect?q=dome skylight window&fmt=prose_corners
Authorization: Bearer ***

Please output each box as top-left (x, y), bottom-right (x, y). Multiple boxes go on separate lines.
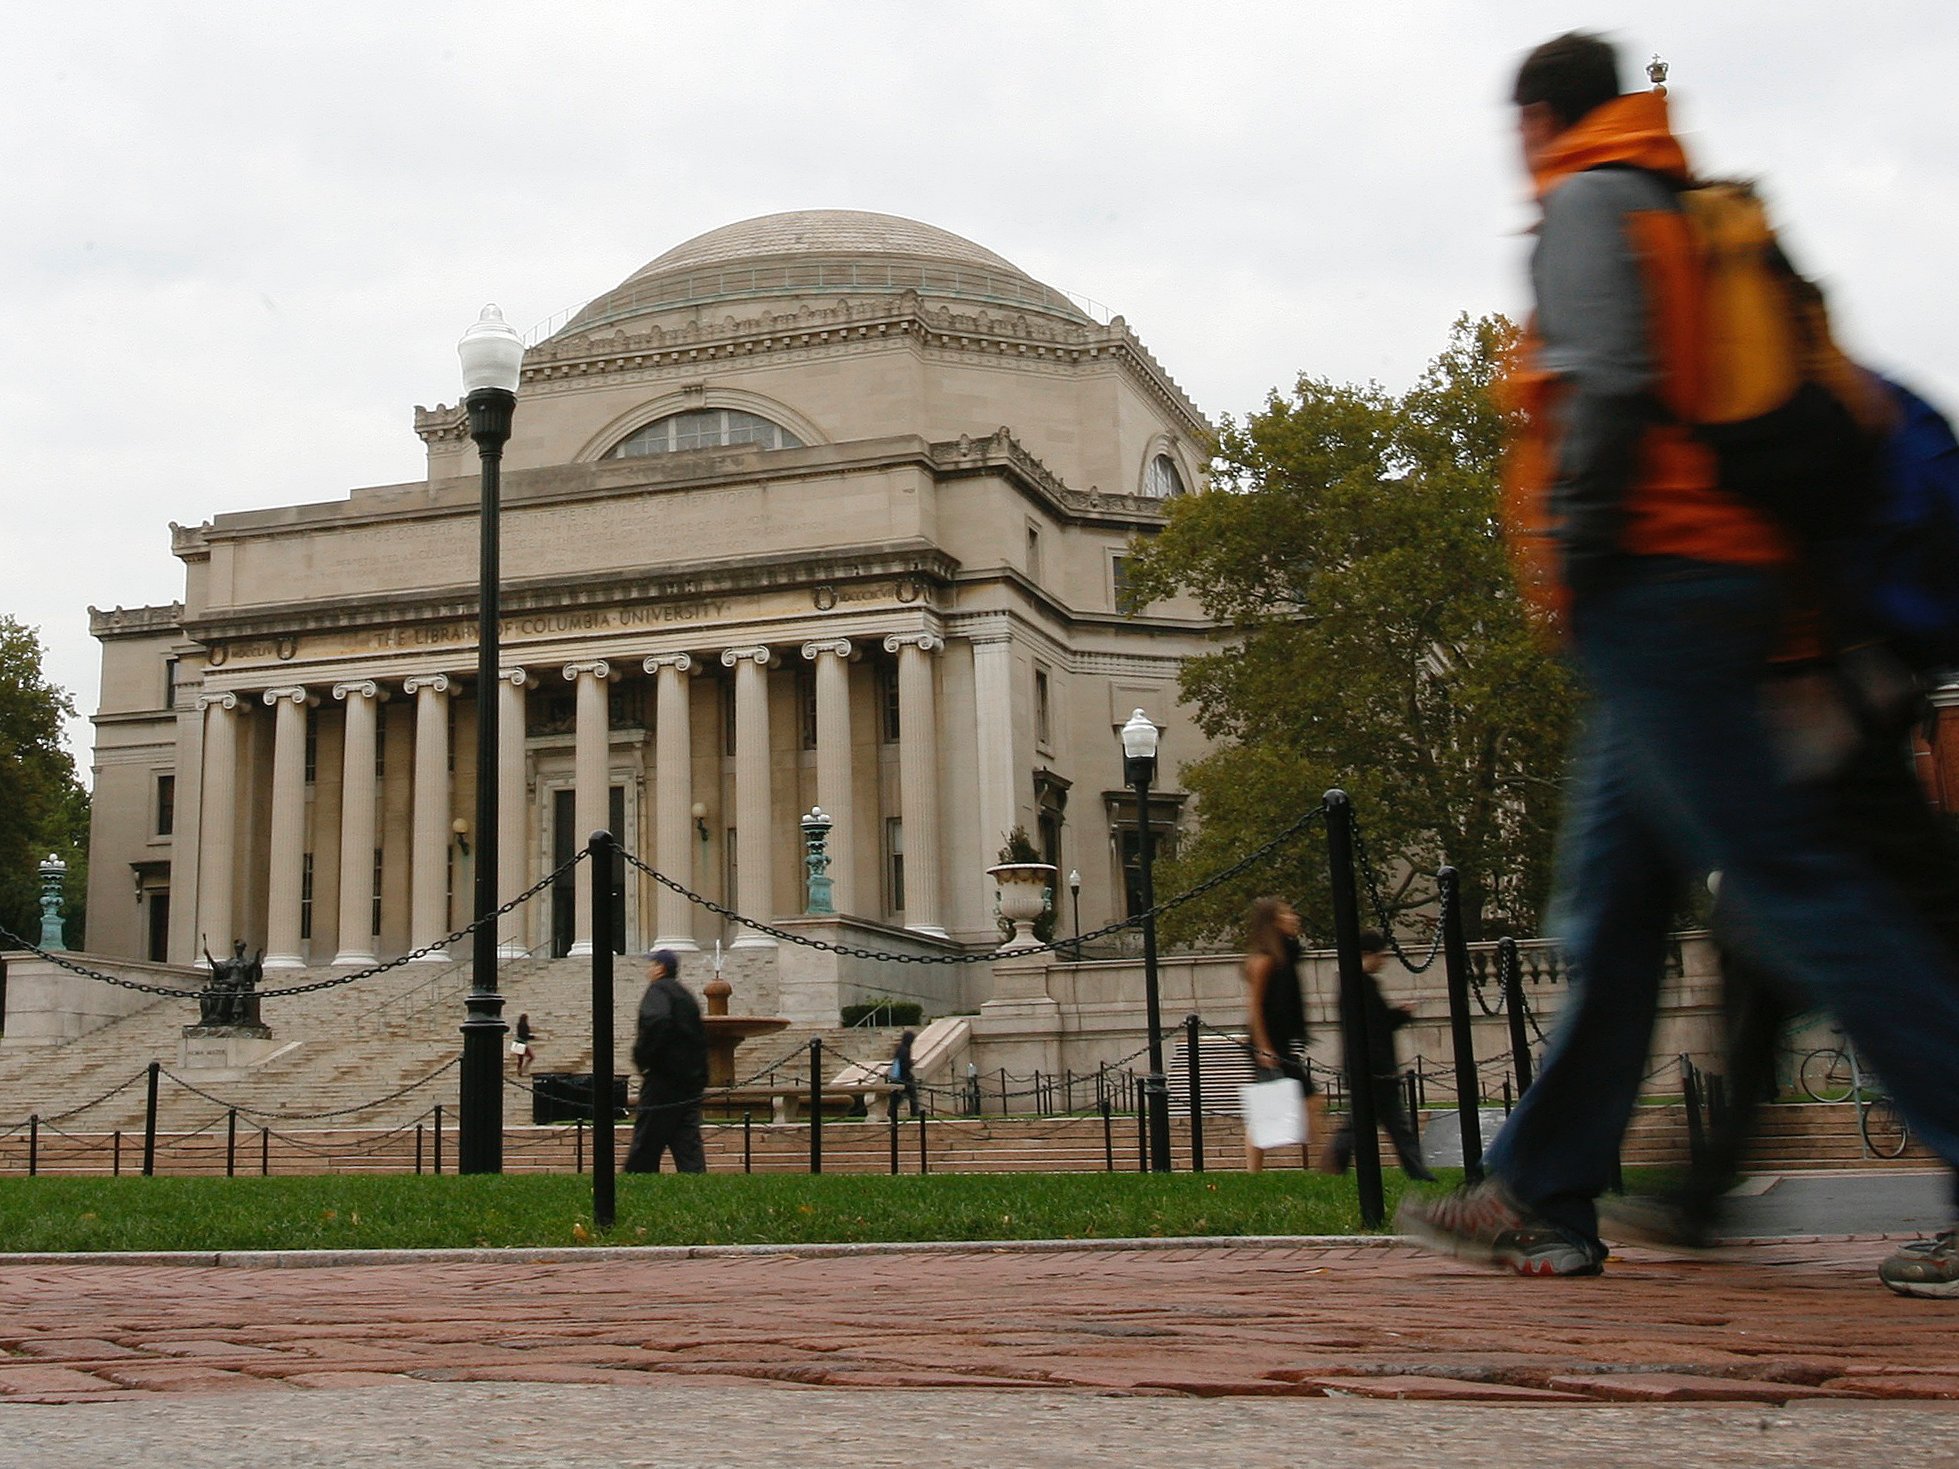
top-left (609, 409), bottom-right (805, 458)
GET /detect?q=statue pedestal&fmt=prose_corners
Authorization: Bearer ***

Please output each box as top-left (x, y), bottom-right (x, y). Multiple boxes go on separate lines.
top-left (179, 1026), bottom-right (282, 1079)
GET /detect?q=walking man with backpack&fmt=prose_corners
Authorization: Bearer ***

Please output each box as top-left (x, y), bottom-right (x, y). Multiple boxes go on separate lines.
top-left (1399, 31), bottom-right (1959, 1291)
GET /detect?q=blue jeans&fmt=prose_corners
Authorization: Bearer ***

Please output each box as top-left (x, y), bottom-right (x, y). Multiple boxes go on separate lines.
top-left (1485, 558), bottom-right (1959, 1246)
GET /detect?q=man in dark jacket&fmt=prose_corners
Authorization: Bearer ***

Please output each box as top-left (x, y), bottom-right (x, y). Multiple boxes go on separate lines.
top-left (1330, 932), bottom-right (1434, 1181)
top-left (624, 948), bottom-right (709, 1174)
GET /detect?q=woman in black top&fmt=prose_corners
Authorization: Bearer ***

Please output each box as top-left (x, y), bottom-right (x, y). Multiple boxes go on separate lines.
top-left (1243, 896), bottom-right (1331, 1172)
top-left (511, 1012), bottom-right (541, 1077)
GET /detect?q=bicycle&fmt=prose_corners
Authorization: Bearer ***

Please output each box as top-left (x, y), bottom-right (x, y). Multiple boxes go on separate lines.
top-left (1799, 1043), bottom-right (1856, 1103)
top-left (1860, 1087), bottom-right (1912, 1159)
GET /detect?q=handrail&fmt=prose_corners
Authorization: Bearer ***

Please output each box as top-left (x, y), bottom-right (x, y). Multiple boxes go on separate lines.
top-left (349, 939), bottom-right (553, 1038)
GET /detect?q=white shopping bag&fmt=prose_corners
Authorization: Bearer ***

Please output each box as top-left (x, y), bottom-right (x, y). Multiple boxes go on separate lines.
top-left (1239, 1075), bottom-right (1307, 1151)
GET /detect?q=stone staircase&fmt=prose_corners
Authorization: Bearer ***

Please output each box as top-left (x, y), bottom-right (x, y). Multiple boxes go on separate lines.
top-left (0, 951), bottom-right (926, 1137)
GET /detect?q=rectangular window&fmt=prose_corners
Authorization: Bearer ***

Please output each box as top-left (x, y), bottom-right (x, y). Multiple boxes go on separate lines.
top-left (162, 657), bottom-right (178, 710)
top-left (1034, 668), bottom-right (1052, 748)
top-left (299, 853), bottom-right (314, 941)
top-left (1112, 553), bottom-right (1134, 609)
top-left (304, 707), bottom-right (318, 784)
top-left (155, 774), bottom-right (175, 837)
top-left (374, 719), bottom-right (387, 781)
top-left (722, 677), bottom-right (738, 757)
top-left (885, 816), bottom-right (906, 913)
top-left (371, 848), bottom-right (384, 936)
top-left (1026, 522), bottom-right (1043, 582)
top-left (879, 659), bottom-right (901, 743)
top-left (797, 664), bottom-right (818, 751)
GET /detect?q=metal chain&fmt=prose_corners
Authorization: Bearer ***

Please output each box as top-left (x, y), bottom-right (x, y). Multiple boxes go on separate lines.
top-left (36, 1069), bottom-right (150, 1125)
top-left (1346, 808), bottom-right (1446, 974)
top-left (1497, 941), bottom-right (1551, 1044)
top-left (157, 1056), bottom-right (460, 1122)
top-left (620, 804), bottom-right (1327, 965)
top-left (0, 854), bottom-right (584, 1003)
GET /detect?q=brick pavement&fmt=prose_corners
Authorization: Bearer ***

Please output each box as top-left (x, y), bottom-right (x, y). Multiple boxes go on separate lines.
top-left (0, 1235), bottom-right (1953, 1410)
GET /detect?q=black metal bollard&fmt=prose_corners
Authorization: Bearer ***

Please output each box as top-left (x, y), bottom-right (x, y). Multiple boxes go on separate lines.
top-left (433, 1104), bottom-right (444, 1174)
top-left (917, 1108), bottom-right (928, 1176)
top-left (574, 1117), bottom-right (584, 1175)
top-left (589, 830), bottom-right (617, 1232)
top-left (1136, 1095), bottom-right (1148, 1173)
top-left (1681, 1055), bottom-right (1706, 1170)
top-left (226, 1109), bottom-right (238, 1178)
top-left (260, 1125), bottom-right (270, 1176)
top-left (742, 1111), bottom-right (753, 1175)
top-left (1438, 866), bottom-right (1485, 1181)
top-left (113, 1129), bottom-right (122, 1177)
top-left (1324, 791), bottom-right (1384, 1227)
top-left (888, 1097), bottom-right (900, 1175)
top-left (1185, 1014), bottom-right (1205, 1173)
top-left (1500, 937), bottom-right (1534, 1094)
top-left (998, 1067), bottom-right (1009, 1118)
top-left (809, 1038), bottom-right (823, 1175)
top-left (416, 1124), bottom-right (426, 1175)
top-left (1065, 1069), bottom-right (1074, 1113)
top-left (1034, 1069), bottom-right (1044, 1115)
top-left (1502, 1075), bottom-right (1513, 1116)
top-left (1101, 1094), bottom-right (1114, 1171)
top-left (142, 1060), bottom-right (160, 1177)
top-left (1404, 1071), bottom-right (1419, 1126)
top-left (28, 1115), bottom-right (38, 1177)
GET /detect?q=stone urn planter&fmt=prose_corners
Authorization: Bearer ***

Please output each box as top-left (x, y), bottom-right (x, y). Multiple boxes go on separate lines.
top-left (987, 862), bottom-right (1057, 950)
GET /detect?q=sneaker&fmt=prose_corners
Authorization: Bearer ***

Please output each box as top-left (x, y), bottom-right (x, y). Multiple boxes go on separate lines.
top-left (1878, 1229), bottom-right (1958, 1299)
top-left (1396, 1179), bottom-right (1605, 1277)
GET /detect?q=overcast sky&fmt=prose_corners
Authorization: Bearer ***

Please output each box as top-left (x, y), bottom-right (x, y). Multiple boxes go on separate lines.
top-left (9, 2), bottom-right (1957, 764)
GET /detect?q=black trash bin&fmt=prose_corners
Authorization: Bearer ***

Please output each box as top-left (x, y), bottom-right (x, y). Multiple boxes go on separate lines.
top-left (531, 1073), bottom-right (629, 1125)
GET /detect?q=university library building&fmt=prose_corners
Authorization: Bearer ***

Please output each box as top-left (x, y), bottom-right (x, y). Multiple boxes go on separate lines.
top-left (83, 211), bottom-right (1220, 1013)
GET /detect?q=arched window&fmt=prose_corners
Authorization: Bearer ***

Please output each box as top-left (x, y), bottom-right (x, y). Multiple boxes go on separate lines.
top-left (608, 408), bottom-right (805, 459)
top-left (1142, 453), bottom-right (1187, 499)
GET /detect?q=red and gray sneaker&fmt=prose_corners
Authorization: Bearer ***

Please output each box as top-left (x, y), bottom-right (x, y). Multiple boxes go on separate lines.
top-left (1396, 1179), bottom-right (1605, 1277)
top-left (1878, 1229), bottom-right (1958, 1299)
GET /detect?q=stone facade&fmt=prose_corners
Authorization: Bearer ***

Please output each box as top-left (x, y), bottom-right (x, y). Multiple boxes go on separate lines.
top-left (84, 211), bottom-right (1218, 1015)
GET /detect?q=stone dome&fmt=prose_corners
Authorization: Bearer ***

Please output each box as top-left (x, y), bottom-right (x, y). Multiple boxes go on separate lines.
top-left (554, 209), bottom-right (1090, 338)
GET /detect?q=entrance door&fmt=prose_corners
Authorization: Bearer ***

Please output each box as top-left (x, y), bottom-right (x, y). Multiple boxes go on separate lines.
top-left (551, 787), bottom-right (627, 957)
top-left (147, 892), bottom-right (171, 964)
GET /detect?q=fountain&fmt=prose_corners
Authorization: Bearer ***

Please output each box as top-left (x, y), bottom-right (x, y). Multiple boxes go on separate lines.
top-left (699, 941), bottom-right (790, 1088)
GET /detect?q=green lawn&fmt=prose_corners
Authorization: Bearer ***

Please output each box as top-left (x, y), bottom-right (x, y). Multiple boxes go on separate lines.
top-left (0, 1170), bottom-right (1436, 1253)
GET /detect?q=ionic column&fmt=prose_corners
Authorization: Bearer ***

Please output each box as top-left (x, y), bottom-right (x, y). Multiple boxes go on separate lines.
top-left (721, 645), bottom-right (776, 947)
top-left (261, 686), bottom-right (313, 969)
top-left (563, 661), bottom-right (614, 957)
top-left (194, 691), bottom-right (243, 955)
top-left (801, 639), bottom-right (855, 915)
top-left (644, 653), bottom-right (698, 950)
top-left (332, 680), bottom-right (385, 966)
top-left (496, 669), bottom-right (530, 957)
top-left (970, 633), bottom-right (1018, 907)
top-left (403, 674), bottom-right (452, 962)
top-left (884, 632), bottom-right (946, 936)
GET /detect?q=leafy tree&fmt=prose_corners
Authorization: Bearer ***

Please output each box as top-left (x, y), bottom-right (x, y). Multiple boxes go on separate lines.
top-left (1124, 315), bottom-right (1576, 946)
top-left (0, 617), bottom-right (89, 948)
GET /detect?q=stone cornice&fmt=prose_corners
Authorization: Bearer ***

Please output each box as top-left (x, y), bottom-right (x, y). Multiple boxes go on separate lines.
top-left (88, 603), bottom-right (185, 638)
top-left (413, 292), bottom-right (1209, 444)
top-left (179, 543), bottom-right (964, 648)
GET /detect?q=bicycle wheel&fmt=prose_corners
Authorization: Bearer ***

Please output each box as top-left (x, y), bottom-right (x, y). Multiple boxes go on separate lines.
top-left (1860, 1095), bottom-right (1910, 1159)
top-left (1801, 1048), bottom-right (1854, 1103)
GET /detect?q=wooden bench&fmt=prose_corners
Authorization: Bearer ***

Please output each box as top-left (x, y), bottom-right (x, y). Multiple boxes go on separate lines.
top-left (704, 1082), bottom-right (900, 1124)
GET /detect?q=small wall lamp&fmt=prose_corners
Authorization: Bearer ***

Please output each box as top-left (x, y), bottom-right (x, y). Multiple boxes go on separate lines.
top-left (691, 801), bottom-right (710, 844)
top-left (451, 816), bottom-right (470, 856)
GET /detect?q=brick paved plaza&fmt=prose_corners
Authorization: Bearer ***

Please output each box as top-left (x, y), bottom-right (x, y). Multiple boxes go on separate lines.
top-left (2, 1236), bottom-right (1956, 1464)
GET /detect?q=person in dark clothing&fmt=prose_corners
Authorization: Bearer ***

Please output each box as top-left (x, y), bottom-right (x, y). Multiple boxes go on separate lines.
top-left (624, 948), bottom-right (709, 1174)
top-left (1608, 662), bottom-right (1959, 1290)
top-left (1241, 896), bottom-right (1331, 1172)
top-left (510, 1012), bottom-right (540, 1077)
top-left (1329, 931), bottom-right (1436, 1181)
top-left (890, 1029), bottom-right (922, 1118)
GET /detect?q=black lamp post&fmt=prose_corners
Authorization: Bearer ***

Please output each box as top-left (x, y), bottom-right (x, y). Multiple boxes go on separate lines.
top-left (1122, 708), bottom-right (1172, 1172)
top-left (457, 304), bottom-right (524, 1174)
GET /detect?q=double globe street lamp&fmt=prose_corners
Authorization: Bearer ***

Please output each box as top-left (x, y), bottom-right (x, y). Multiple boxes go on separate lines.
top-left (1121, 708), bottom-right (1172, 1172)
top-left (457, 304), bottom-right (524, 1174)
